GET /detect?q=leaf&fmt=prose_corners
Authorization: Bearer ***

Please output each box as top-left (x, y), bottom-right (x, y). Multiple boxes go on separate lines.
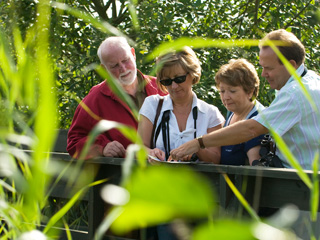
top-left (110, 165), bottom-right (215, 234)
top-left (192, 219), bottom-right (255, 240)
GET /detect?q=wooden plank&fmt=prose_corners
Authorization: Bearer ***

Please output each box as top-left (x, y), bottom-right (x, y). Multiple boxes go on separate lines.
top-left (88, 161), bottom-right (124, 239)
top-left (53, 129), bottom-right (68, 153)
top-left (257, 176), bottom-right (313, 210)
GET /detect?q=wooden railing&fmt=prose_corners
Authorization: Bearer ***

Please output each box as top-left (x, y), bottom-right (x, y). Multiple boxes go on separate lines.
top-left (9, 129), bottom-right (320, 239)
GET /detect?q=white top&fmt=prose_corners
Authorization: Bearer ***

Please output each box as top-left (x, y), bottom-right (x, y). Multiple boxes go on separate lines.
top-left (139, 92), bottom-right (225, 153)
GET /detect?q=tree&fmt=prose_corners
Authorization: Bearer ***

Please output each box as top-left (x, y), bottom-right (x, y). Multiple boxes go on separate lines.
top-left (0, 0), bottom-right (319, 127)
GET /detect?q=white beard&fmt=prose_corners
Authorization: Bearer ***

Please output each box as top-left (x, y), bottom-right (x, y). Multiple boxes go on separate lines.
top-left (118, 68), bottom-right (137, 86)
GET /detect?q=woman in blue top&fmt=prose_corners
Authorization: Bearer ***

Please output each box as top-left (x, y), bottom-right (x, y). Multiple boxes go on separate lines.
top-left (215, 59), bottom-right (265, 165)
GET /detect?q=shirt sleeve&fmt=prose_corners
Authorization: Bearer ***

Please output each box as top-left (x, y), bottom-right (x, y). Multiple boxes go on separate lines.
top-left (67, 104), bottom-right (106, 158)
top-left (207, 105), bottom-right (225, 128)
top-left (253, 90), bottom-right (301, 136)
top-left (244, 134), bottom-right (264, 153)
top-left (139, 95), bottom-right (159, 124)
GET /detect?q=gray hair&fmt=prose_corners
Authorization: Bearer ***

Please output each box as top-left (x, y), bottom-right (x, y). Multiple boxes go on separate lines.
top-left (97, 36), bottom-right (131, 65)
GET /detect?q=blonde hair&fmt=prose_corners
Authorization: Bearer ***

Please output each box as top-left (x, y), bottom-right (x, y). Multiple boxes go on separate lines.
top-left (156, 47), bottom-right (201, 92)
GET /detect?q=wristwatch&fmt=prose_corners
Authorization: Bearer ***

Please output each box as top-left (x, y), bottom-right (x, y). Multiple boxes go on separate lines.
top-left (197, 136), bottom-right (205, 149)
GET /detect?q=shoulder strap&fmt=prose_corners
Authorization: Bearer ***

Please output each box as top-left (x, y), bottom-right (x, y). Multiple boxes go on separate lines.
top-left (161, 110), bottom-right (171, 160)
top-left (301, 67), bottom-right (307, 77)
top-left (150, 97), bottom-right (164, 148)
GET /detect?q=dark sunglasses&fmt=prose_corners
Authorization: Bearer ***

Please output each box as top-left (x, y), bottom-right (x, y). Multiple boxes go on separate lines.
top-left (160, 74), bottom-right (188, 86)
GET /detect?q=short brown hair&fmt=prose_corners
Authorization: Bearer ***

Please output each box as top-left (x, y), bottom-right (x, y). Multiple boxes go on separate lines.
top-left (156, 47), bottom-right (201, 92)
top-left (215, 59), bottom-right (260, 101)
top-left (260, 29), bottom-right (305, 65)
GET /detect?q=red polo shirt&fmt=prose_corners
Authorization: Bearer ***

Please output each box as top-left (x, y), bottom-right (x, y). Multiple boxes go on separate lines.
top-left (67, 71), bottom-right (165, 158)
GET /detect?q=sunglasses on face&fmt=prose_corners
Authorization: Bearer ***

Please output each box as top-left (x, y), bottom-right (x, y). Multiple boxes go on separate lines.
top-left (160, 74), bottom-right (188, 86)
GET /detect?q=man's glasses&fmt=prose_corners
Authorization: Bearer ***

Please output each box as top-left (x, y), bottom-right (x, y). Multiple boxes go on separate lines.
top-left (160, 74), bottom-right (188, 86)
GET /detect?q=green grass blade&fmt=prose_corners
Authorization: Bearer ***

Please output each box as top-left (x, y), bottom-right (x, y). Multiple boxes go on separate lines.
top-left (63, 220), bottom-right (72, 240)
top-left (43, 178), bottom-right (108, 233)
top-left (222, 173), bottom-right (260, 221)
top-left (265, 39), bottom-right (317, 112)
top-left (93, 64), bottom-right (139, 120)
top-left (0, 179), bottom-right (16, 193)
top-left (44, 160), bottom-right (73, 200)
top-left (146, 38), bottom-right (264, 61)
top-left (269, 128), bottom-right (312, 189)
top-left (121, 144), bottom-right (147, 185)
top-left (128, 0), bottom-right (139, 31)
top-left (78, 119), bottom-right (142, 161)
top-left (311, 152), bottom-right (319, 221)
top-left (94, 207), bottom-right (124, 240)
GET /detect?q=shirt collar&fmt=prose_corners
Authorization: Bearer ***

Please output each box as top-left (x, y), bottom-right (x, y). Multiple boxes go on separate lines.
top-left (286, 64), bottom-right (305, 85)
top-left (161, 91), bottom-right (201, 112)
top-left (276, 64), bottom-right (305, 96)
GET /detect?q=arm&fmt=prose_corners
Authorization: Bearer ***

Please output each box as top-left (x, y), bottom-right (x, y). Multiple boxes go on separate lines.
top-left (170, 119), bottom-right (268, 160)
top-left (246, 145), bottom-right (261, 165)
top-left (67, 105), bottom-right (104, 158)
top-left (196, 124), bottom-right (223, 164)
top-left (67, 102), bottom-right (123, 158)
top-left (138, 115), bottom-right (153, 148)
top-left (138, 115), bottom-right (166, 161)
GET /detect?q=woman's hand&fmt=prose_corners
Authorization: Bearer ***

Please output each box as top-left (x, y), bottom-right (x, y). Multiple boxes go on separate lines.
top-left (148, 148), bottom-right (166, 164)
top-left (170, 139), bottom-right (200, 160)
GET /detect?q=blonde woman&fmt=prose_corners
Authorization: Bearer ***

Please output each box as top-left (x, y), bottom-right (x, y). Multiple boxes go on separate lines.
top-left (138, 47), bottom-right (224, 163)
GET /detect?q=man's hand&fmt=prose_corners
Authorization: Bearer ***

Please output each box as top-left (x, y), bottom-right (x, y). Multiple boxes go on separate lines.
top-left (102, 141), bottom-right (126, 157)
top-left (170, 139), bottom-right (199, 160)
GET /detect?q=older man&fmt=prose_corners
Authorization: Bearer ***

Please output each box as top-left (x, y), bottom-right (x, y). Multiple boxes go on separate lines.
top-left (171, 29), bottom-right (320, 170)
top-left (67, 36), bottom-right (165, 158)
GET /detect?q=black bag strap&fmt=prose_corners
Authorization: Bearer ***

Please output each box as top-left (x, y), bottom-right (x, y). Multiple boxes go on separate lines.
top-left (192, 106), bottom-right (198, 138)
top-left (150, 97), bottom-right (164, 148)
top-left (153, 105), bottom-right (199, 161)
top-left (161, 110), bottom-right (171, 160)
top-left (301, 66), bottom-right (307, 77)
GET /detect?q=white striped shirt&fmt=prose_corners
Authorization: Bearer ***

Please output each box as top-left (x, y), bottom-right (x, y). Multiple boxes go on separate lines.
top-left (254, 64), bottom-right (320, 170)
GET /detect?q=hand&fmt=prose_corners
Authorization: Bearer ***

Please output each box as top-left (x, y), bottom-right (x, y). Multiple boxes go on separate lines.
top-left (167, 154), bottom-right (192, 162)
top-left (102, 141), bottom-right (126, 157)
top-left (148, 148), bottom-right (165, 164)
top-left (170, 139), bottom-right (200, 160)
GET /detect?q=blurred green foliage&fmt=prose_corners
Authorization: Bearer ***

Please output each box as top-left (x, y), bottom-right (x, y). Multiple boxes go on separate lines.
top-left (0, 1), bottom-right (319, 239)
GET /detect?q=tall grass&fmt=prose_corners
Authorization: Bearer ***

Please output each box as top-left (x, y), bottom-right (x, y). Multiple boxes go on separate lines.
top-left (0, 1), bottom-right (103, 239)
